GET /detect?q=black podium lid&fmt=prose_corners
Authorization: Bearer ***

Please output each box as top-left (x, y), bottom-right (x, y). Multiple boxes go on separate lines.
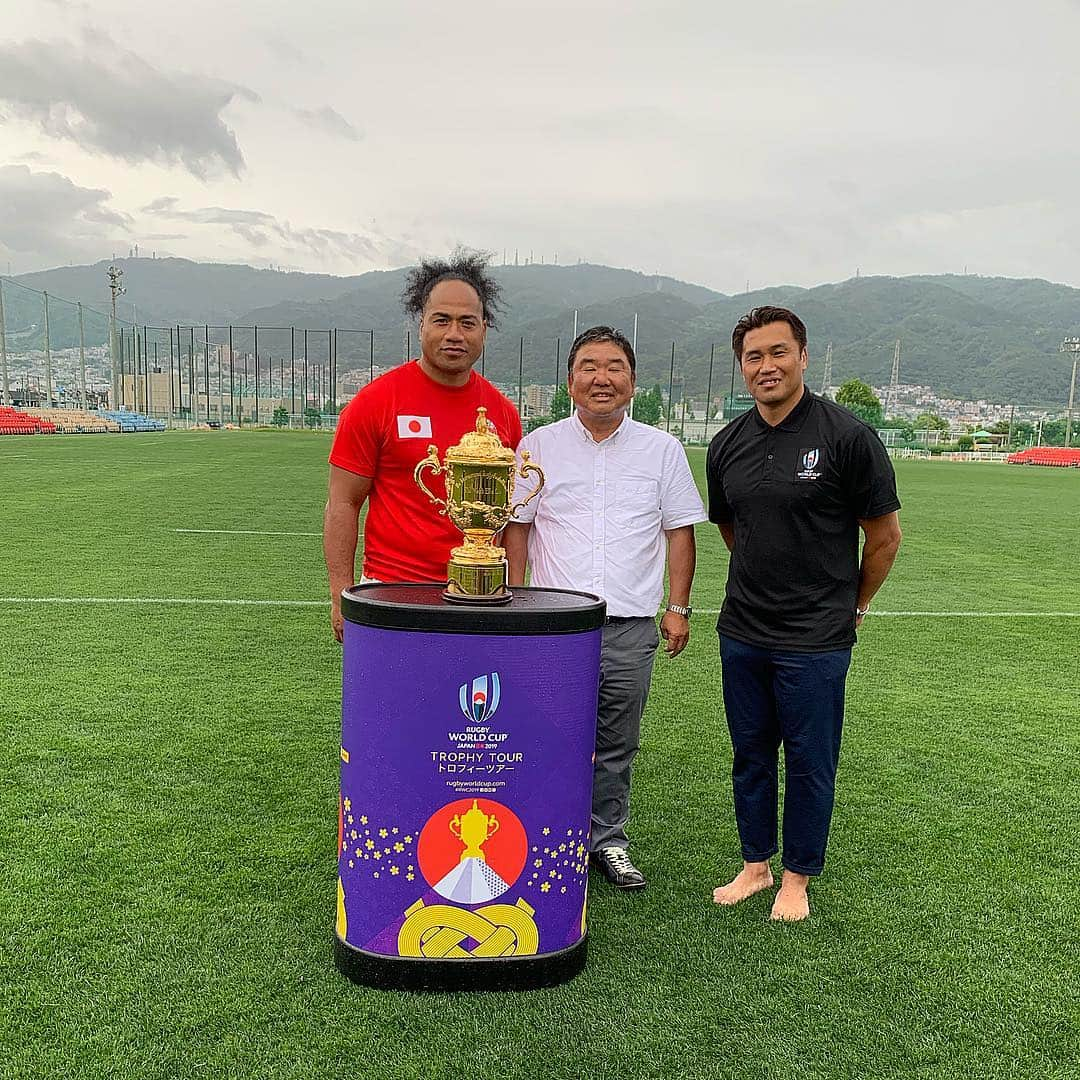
top-left (341, 584), bottom-right (606, 635)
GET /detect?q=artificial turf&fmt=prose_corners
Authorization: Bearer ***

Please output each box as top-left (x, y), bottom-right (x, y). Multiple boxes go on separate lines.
top-left (1, 432), bottom-right (1077, 1079)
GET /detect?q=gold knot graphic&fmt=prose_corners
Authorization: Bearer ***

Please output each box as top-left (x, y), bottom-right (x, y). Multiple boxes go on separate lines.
top-left (397, 897), bottom-right (539, 958)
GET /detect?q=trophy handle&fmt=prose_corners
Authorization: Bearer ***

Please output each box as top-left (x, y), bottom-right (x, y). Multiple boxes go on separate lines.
top-left (486, 815), bottom-right (500, 837)
top-left (509, 451), bottom-right (546, 518)
top-left (413, 446), bottom-right (449, 514)
top-left (449, 814), bottom-right (463, 839)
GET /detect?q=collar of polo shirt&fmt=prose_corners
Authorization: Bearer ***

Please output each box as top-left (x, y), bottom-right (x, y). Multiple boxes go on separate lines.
top-left (750, 386), bottom-right (814, 433)
top-left (571, 410), bottom-right (629, 442)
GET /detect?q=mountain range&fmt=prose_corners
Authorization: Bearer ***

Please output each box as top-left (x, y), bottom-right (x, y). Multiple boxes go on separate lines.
top-left (4, 258), bottom-right (1078, 406)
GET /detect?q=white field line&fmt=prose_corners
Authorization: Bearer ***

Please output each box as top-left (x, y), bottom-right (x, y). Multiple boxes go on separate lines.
top-left (174, 528), bottom-right (321, 537)
top-left (695, 609), bottom-right (1080, 617)
top-left (0, 597), bottom-right (324, 607)
top-left (0, 598), bottom-right (1077, 617)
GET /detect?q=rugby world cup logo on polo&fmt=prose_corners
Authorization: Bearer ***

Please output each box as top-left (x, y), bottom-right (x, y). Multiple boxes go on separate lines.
top-left (459, 673), bottom-right (501, 724)
top-left (796, 447), bottom-right (823, 480)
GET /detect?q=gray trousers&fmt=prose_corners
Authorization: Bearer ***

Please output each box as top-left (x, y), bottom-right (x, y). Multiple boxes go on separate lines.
top-left (591, 616), bottom-right (660, 852)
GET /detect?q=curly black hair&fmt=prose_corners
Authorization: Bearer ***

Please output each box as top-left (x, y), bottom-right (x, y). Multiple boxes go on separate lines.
top-left (401, 247), bottom-right (504, 329)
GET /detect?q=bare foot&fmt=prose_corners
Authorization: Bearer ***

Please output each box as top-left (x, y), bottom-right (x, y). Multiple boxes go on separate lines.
top-left (712, 861), bottom-right (774, 905)
top-left (770, 871), bottom-right (810, 921)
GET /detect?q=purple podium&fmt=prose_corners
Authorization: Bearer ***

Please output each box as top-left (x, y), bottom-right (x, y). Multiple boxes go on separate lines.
top-left (334, 583), bottom-right (605, 991)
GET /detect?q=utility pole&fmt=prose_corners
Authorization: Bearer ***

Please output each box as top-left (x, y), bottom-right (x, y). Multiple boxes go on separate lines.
top-left (1061, 337), bottom-right (1080, 446)
top-left (0, 279), bottom-right (8, 406)
top-left (43, 292), bottom-right (53, 407)
top-left (107, 265), bottom-right (125, 409)
top-left (820, 342), bottom-right (833, 395)
top-left (78, 303), bottom-right (87, 409)
top-left (1007, 403), bottom-right (1015, 449)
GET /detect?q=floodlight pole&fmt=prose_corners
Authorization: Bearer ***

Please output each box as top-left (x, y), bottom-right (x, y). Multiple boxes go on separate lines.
top-left (0, 278), bottom-right (8, 406)
top-left (43, 292), bottom-right (53, 408)
top-left (1060, 337), bottom-right (1080, 447)
top-left (78, 303), bottom-right (86, 409)
top-left (107, 265), bottom-right (125, 408)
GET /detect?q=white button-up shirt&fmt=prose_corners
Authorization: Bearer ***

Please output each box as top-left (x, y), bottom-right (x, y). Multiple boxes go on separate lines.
top-left (513, 412), bottom-right (707, 617)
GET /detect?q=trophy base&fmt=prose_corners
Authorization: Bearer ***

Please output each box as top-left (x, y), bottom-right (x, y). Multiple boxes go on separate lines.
top-left (444, 558), bottom-right (512, 605)
top-left (334, 932), bottom-right (588, 992)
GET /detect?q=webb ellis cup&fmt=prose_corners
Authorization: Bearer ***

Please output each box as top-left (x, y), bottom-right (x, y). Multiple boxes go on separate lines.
top-left (414, 406), bottom-right (544, 604)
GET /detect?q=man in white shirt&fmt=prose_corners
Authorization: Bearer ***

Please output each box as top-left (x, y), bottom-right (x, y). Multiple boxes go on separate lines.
top-left (504, 326), bottom-right (706, 890)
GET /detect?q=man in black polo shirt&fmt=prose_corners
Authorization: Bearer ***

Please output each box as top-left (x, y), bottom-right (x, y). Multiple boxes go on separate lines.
top-left (706, 306), bottom-right (902, 921)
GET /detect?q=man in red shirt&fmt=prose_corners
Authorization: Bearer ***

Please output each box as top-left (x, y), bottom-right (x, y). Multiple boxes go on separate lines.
top-left (324, 252), bottom-right (522, 640)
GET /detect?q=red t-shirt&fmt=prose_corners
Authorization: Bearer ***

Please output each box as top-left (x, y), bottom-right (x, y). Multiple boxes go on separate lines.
top-left (329, 360), bottom-right (523, 583)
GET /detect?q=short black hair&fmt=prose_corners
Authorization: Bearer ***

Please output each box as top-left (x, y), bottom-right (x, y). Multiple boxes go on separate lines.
top-left (401, 247), bottom-right (504, 329)
top-left (732, 306), bottom-right (808, 361)
top-left (566, 325), bottom-right (636, 376)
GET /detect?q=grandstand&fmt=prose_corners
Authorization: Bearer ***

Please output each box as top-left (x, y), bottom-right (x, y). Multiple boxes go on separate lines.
top-left (0, 406), bottom-right (55, 435)
top-left (96, 410), bottom-right (166, 433)
top-left (1, 407), bottom-right (166, 435)
top-left (1006, 447), bottom-right (1080, 468)
top-left (26, 409), bottom-right (120, 433)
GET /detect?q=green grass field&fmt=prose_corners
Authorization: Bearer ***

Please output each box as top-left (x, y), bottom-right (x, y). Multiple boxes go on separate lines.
top-left (1, 432), bottom-right (1077, 1080)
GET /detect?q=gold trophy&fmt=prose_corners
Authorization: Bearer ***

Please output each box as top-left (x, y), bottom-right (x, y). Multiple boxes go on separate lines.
top-left (449, 799), bottom-right (500, 862)
top-left (414, 407), bottom-right (544, 604)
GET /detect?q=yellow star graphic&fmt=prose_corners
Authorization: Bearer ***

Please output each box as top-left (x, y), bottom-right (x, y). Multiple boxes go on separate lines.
top-left (343, 798), bottom-right (351, 811)
top-left (348, 860), bottom-right (354, 868)
top-left (542, 827), bottom-right (550, 835)
top-left (404, 835), bottom-right (413, 844)
top-left (379, 828), bottom-right (388, 838)
top-left (359, 815), bottom-right (368, 825)
top-left (365, 839), bottom-right (375, 850)
top-left (406, 873), bottom-right (415, 881)
top-left (347, 815), bottom-right (354, 825)
top-left (549, 870), bottom-right (557, 878)
top-left (372, 851), bottom-right (381, 860)
top-left (391, 827), bottom-right (399, 834)
top-left (354, 847), bottom-right (361, 857)
top-left (541, 882), bottom-right (551, 893)
top-left (533, 859), bottom-right (543, 868)
top-left (390, 866), bottom-right (400, 876)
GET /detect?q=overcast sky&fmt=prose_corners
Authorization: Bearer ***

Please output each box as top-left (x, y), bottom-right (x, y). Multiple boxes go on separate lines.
top-left (3, 0), bottom-right (1080, 293)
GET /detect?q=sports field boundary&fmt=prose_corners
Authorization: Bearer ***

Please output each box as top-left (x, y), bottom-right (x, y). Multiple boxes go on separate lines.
top-left (0, 596), bottom-right (1078, 616)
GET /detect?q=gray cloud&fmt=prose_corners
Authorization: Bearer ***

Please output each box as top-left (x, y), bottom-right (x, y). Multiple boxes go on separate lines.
top-left (144, 199), bottom-right (420, 267)
top-left (0, 29), bottom-right (257, 178)
top-left (293, 105), bottom-right (361, 142)
top-left (0, 165), bottom-right (129, 267)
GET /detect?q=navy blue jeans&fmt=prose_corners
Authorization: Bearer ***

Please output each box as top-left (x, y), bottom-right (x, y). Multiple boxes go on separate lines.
top-left (719, 635), bottom-right (852, 876)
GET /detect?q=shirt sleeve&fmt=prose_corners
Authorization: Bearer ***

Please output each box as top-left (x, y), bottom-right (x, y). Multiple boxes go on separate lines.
top-left (706, 440), bottom-right (733, 524)
top-left (660, 439), bottom-right (707, 530)
top-left (843, 426), bottom-right (901, 520)
top-left (328, 392), bottom-right (382, 478)
top-left (511, 432), bottom-right (542, 523)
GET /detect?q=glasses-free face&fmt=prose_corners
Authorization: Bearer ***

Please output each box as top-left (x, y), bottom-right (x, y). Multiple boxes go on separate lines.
top-left (419, 280), bottom-right (487, 383)
top-left (739, 321), bottom-right (807, 412)
top-left (568, 341), bottom-right (636, 422)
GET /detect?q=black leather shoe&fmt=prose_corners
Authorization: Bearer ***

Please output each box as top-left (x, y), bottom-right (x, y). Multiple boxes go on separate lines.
top-left (591, 847), bottom-right (646, 890)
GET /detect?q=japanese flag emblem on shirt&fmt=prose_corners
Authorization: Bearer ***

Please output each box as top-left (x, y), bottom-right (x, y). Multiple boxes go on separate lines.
top-left (397, 415), bottom-right (433, 439)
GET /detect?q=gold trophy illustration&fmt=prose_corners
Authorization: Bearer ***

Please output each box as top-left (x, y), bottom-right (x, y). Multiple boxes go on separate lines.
top-left (449, 799), bottom-right (500, 862)
top-left (414, 407), bottom-right (545, 604)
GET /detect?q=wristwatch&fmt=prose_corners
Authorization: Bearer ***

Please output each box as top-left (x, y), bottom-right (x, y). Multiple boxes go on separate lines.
top-left (856, 603), bottom-right (870, 617)
top-left (666, 603), bottom-right (692, 617)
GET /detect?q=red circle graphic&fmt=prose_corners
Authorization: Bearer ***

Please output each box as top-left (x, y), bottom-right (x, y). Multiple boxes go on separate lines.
top-left (417, 798), bottom-right (527, 894)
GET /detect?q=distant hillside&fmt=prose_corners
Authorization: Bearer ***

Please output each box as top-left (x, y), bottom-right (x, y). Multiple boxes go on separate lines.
top-left (4, 258), bottom-right (1078, 405)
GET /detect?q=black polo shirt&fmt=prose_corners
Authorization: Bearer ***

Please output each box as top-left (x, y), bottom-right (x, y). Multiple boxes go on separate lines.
top-left (706, 389), bottom-right (900, 652)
